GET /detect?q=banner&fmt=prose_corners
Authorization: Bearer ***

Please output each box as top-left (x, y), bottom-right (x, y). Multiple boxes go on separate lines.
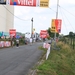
top-left (55, 19), bottom-right (62, 33)
top-left (9, 29), bottom-right (16, 38)
top-left (40, 0), bottom-right (49, 7)
top-left (51, 19), bottom-right (56, 33)
top-left (43, 43), bottom-right (50, 60)
top-left (8, 0), bottom-right (37, 6)
top-left (0, 41), bottom-right (11, 48)
top-left (7, 0), bottom-right (49, 7)
top-left (51, 19), bottom-right (62, 33)
top-left (40, 30), bottom-right (49, 38)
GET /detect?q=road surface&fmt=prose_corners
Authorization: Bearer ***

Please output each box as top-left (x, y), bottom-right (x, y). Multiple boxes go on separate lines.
top-left (0, 42), bottom-right (44, 75)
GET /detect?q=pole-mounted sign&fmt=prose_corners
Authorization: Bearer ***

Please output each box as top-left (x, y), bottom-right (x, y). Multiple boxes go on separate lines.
top-left (51, 19), bottom-right (62, 33)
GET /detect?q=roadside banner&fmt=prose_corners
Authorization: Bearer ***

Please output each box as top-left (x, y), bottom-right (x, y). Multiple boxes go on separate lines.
top-left (43, 43), bottom-right (50, 60)
top-left (9, 29), bottom-right (16, 38)
top-left (0, 41), bottom-right (4, 47)
top-left (55, 19), bottom-right (62, 33)
top-left (51, 19), bottom-right (62, 33)
top-left (4, 41), bottom-right (11, 47)
top-left (0, 41), bottom-right (11, 48)
top-left (40, 30), bottom-right (49, 38)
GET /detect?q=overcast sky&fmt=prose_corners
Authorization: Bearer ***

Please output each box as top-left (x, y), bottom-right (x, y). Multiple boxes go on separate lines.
top-left (13, 0), bottom-right (75, 35)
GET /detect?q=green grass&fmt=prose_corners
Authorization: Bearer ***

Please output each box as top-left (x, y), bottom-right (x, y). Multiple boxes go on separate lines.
top-left (36, 41), bottom-right (75, 75)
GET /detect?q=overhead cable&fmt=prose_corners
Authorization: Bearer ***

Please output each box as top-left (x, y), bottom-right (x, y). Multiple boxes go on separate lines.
top-left (3, 5), bottom-right (30, 21)
top-left (59, 7), bottom-right (69, 34)
top-left (49, 7), bottom-right (56, 13)
top-left (58, 5), bottom-right (75, 18)
top-left (59, 6), bottom-right (75, 31)
top-left (0, 13), bottom-right (14, 24)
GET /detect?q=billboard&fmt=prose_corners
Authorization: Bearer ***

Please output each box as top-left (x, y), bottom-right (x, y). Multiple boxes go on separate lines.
top-left (8, 0), bottom-right (37, 6)
top-left (40, 0), bottom-right (49, 7)
top-left (9, 29), bottom-right (16, 38)
top-left (40, 30), bottom-right (49, 38)
top-left (51, 19), bottom-right (62, 33)
top-left (7, 0), bottom-right (49, 7)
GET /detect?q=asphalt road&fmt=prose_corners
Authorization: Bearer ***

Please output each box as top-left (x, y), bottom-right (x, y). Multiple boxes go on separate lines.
top-left (0, 42), bottom-right (44, 75)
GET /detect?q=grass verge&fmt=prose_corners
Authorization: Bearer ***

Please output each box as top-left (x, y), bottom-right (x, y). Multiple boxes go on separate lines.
top-left (36, 41), bottom-right (75, 75)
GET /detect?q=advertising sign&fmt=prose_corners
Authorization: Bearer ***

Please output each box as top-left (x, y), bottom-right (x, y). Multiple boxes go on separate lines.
top-left (51, 19), bottom-right (56, 33)
top-left (8, 0), bottom-right (37, 6)
top-left (55, 19), bottom-right (62, 33)
top-left (7, 0), bottom-right (49, 7)
top-left (40, 0), bottom-right (49, 7)
top-left (9, 29), bottom-right (16, 38)
top-left (51, 19), bottom-right (62, 33)
top-left (0, 41), bottom-right (11, 48)
top-left (40, 30), bottom-right (49, 38)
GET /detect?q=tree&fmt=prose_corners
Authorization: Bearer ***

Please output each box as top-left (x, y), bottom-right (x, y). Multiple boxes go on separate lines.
top-left (69, 32), bottom-right (74, 37)
top-left (47, 27), bottom-right (59, 38)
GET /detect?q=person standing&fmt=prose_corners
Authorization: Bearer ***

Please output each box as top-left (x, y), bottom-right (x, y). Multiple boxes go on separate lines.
top-left (30, 37), bottom-right (32, 45)
top-left (16, 39), bottom-right (19, 48)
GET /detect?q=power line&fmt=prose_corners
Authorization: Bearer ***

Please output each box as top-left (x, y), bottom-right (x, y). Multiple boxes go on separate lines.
top-left (3, 5), bottom-right (56, 20)
top-left (58, 5), bottom-right (75, 18)
top-left (0, 13), bottom-right (14, 25)
top-left (59, 7), bottom-right (69, 34)
top-left (49, 7), bottom-right (56, 13)
top-left (59, 6), bottom-right (75, 31)
top-left (3, 5), bottom-right (30, 21)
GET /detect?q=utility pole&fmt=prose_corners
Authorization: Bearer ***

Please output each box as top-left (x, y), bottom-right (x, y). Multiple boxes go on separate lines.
top-left (54, 0), bottom-right (59, 48)
top-left (56, 0), bottom-right (59, 19)
top-left (31, 17), bottom-right (33, 42)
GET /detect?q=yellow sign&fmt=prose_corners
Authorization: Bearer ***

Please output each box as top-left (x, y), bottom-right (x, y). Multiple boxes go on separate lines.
top-left (51, 19), bottom-right (57, 33)
top-left (40, 0), bottom-right (49, 7)
top-left (51, 19), bottom-right (62, 33)
top-left (33, 28), bottom-right (35, 31)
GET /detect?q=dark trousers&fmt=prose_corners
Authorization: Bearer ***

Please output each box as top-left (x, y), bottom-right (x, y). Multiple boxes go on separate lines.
top-left (16, 43), bottom-right (19, 47)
